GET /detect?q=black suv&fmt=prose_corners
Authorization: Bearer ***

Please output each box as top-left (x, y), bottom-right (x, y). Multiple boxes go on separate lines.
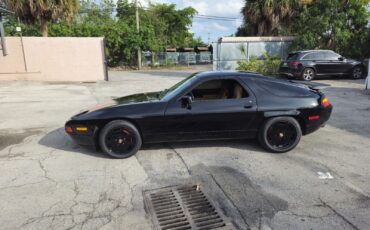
top-left (279, 50), bottom-right (365, 81)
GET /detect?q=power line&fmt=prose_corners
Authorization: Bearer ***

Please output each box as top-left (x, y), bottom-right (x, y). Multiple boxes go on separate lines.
top-left (197, 14), bottom-right (238, 20)
top-left (77, 7), bottom-right (242, 22)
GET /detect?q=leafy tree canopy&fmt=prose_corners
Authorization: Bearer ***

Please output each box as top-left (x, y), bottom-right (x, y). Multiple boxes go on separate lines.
top-left (290, 0), bottom-right (370, 59)
top-left (237, 0), bottom-right (370, 59)
top-left (3, 0), bottom-right (79, 37)
top-left (3, 0), bottom-right (204, 66)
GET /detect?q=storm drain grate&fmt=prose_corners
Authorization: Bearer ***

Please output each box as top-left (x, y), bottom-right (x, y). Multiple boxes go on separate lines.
top-left (144, 185), bottom-right (237, 230)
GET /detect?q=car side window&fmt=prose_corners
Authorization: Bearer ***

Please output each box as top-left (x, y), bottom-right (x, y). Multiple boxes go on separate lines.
top-left (315, 52), bottom-right (325, 60)
top-left (324, 52), bottom-right (340, 60)
top-left (190, 79), bottom-right (248, 101)
top-left (301, 53), bottom-right (317, 60)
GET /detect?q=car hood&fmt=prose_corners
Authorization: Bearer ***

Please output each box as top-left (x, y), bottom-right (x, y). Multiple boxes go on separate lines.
top-left (113, 92), bottom-right (160, 105)
top-left (76, 92), bottom-right (160, 115)
top-left (346, 58), bottom-right (361, 64)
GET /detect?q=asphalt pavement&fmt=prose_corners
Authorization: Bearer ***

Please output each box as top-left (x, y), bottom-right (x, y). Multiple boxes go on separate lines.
top-left (0, 71), bottom-right (369, 230)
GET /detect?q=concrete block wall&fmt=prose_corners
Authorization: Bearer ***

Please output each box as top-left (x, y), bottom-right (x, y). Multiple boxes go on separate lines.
top-left (0, 37), bottom-right (106, 82)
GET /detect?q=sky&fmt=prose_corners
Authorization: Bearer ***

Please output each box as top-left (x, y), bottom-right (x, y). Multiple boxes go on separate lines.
top-left (125, 0), bottom-right (245, 44)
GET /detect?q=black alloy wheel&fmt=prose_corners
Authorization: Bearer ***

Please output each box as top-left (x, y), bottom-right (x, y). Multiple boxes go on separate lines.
top-left (99, 120), bottom-right (142, 158)
top-left (259, 117), bottom-right (302, 153)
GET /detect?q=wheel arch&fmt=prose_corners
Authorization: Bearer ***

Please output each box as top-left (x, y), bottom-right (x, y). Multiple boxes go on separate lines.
top-left (303, 66), bottom-right (316, 73)
top-left (263, 111), bottom-right (306, 134)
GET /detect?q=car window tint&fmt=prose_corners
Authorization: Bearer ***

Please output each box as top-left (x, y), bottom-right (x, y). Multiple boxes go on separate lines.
top-left (191, 79), bottom-right (248, 100)
top-left (324, 52), bottom-right (340, 60)
top-left (287, 53), bottom-right (298, 61)
top-left (257, 79), bottom-right (311, 97)
top-left (314, 52), bottom-right (325, 60)
top-left (301, 53), bottom-right (316, 60)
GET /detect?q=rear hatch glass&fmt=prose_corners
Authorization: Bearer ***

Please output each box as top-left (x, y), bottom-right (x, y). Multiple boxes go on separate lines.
top-left (286, 53), bottom-right (299, 61)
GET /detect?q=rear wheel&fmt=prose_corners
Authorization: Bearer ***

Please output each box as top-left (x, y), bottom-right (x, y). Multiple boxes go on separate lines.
top-left (352, 66), bottom-right (363, 79)
top-left (99, 120), bottom-right (142, 159)
top-left (258, 117), bottom-right (302, 153)
top-left (301, 68), bottom-right (315, 81)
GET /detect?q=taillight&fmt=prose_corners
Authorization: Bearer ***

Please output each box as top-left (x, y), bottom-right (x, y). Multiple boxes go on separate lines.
top-left (322, 97), bottom-right (331, 108)
top-left (65, 126), bottom-right (73, 133)
top-left (288, 61), bottom-right (301, 69)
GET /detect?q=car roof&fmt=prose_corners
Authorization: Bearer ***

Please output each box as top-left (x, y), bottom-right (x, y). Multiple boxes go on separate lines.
top-left (290, 50), bottom-right (336, 54)
top-left (194, 71), bottom-right (263, 80)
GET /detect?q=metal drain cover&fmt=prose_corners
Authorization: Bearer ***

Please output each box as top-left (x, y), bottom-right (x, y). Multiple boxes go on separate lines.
top-left (143, 185), bottom-right (237, 230)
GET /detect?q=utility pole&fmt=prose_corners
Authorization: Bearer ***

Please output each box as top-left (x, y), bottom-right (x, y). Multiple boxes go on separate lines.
top-left (135, 0), bottom-right (141, 70)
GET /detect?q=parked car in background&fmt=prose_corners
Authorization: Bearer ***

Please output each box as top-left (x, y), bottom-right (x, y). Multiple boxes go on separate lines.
top-left (279, 50), bottom-right (365, 81)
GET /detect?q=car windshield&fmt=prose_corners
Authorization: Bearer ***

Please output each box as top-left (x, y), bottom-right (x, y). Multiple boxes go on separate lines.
top-left (158, 73), bottom-right (198, 100)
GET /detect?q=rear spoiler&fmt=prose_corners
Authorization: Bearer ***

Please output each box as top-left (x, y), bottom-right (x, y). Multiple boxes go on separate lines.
top-left (289, 80), bottom-right (331, 90)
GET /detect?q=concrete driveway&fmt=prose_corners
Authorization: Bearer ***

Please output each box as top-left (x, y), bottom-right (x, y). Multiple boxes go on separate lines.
top-left (0, 71), bottom-right (369, 230)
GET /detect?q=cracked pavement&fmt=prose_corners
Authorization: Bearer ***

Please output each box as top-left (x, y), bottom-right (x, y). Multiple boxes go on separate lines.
top-left (0, 71), bottom-right (370, 230)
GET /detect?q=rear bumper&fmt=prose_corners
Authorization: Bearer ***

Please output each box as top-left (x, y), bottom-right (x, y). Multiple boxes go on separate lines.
top-left (279, 67), bottom-right (302, 78)
top-left (304, 105), bottom-right (333, 135)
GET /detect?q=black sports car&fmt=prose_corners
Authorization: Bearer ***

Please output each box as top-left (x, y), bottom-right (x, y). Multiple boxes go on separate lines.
top-left (65, 71), bottom-right (333, 158)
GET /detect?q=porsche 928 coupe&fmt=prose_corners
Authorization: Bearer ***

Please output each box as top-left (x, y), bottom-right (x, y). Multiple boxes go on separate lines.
top-left (65, 71), bottom-right (333, 158)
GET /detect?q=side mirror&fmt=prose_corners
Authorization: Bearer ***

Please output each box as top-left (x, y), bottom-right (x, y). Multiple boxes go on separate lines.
top-left (180, 95), bottom-right (192, 110)
top-left (338, 56), bottom-right (344, 61)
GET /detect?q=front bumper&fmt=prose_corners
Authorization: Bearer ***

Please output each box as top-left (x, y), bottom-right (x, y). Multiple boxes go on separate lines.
top-left (65, 120), bottom-right (98, 147)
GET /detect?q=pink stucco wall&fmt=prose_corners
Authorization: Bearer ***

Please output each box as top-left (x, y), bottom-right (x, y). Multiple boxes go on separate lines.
top-left (0, 37), bottom-right (106, 82)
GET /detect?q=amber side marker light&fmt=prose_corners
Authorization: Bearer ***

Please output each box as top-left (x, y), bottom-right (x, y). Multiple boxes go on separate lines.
top-left (65, 126), bottom-right (73, 133)
top-left (322, 97), bottom-right (331, 108)
top-left (76, 127), bottom-right (88, 132)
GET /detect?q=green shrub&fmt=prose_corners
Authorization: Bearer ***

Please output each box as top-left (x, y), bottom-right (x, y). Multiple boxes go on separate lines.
top-left (236, 53), bottom-right (281, 76)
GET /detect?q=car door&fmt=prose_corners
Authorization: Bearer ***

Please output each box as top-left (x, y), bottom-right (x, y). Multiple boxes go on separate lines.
top-left (308, 52), bottom-right (332, 75)
top-left (324, 52), bottom-right (352, 74)
top-left (163, 77), bottom-right (258, 141)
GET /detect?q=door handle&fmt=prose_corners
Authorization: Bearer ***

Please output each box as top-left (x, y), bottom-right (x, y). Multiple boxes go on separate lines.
top-left (244, 100), bottom-right (254, 109)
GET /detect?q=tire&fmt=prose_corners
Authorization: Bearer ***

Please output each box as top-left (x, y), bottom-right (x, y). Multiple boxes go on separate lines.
top-left (258, 117), bottom-right (302, 153)
top-left (99, 120), bottom-right (142, 159)
top-left (352, 66), bottom-right (363, 79)
top-left (301, 68), bottom-right (315, 81)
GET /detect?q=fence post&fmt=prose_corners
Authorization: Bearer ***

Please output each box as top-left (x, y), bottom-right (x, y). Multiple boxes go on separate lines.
top-left (187, 52), bottom-right (189, 67)
top-left (366, 59), bottom-right (370, 92)
top-left (0, 13), bottom-right (8, 56)
top-left (246, 42), bottom-right (250, 62)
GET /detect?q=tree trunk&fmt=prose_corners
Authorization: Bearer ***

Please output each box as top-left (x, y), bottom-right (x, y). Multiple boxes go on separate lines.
top-left (40, 19), bottom-right (48, 37)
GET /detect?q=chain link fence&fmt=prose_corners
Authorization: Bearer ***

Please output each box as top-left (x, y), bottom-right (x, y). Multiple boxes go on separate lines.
top-left (142, 51), bottom-right (212, 67)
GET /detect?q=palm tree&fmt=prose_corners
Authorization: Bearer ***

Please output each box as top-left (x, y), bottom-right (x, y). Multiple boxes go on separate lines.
top-left (239, 0), bottom-right (311, 36)
top-left (3, 0), bottom-right (79, 37)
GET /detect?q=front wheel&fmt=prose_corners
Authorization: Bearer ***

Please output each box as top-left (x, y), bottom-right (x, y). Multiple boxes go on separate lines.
top-left (352, 66), bottom-right (363, 79)
top-left (99, 120), bottom-right (142, 159)
top-left (258, 117), bottom-right (302, 153)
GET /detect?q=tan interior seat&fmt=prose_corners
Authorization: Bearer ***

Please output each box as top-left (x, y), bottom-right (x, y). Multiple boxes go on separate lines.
top-left (233, 84), bottom-right (243, 99)
top-left (220, 86), bottom-right (229, 99)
